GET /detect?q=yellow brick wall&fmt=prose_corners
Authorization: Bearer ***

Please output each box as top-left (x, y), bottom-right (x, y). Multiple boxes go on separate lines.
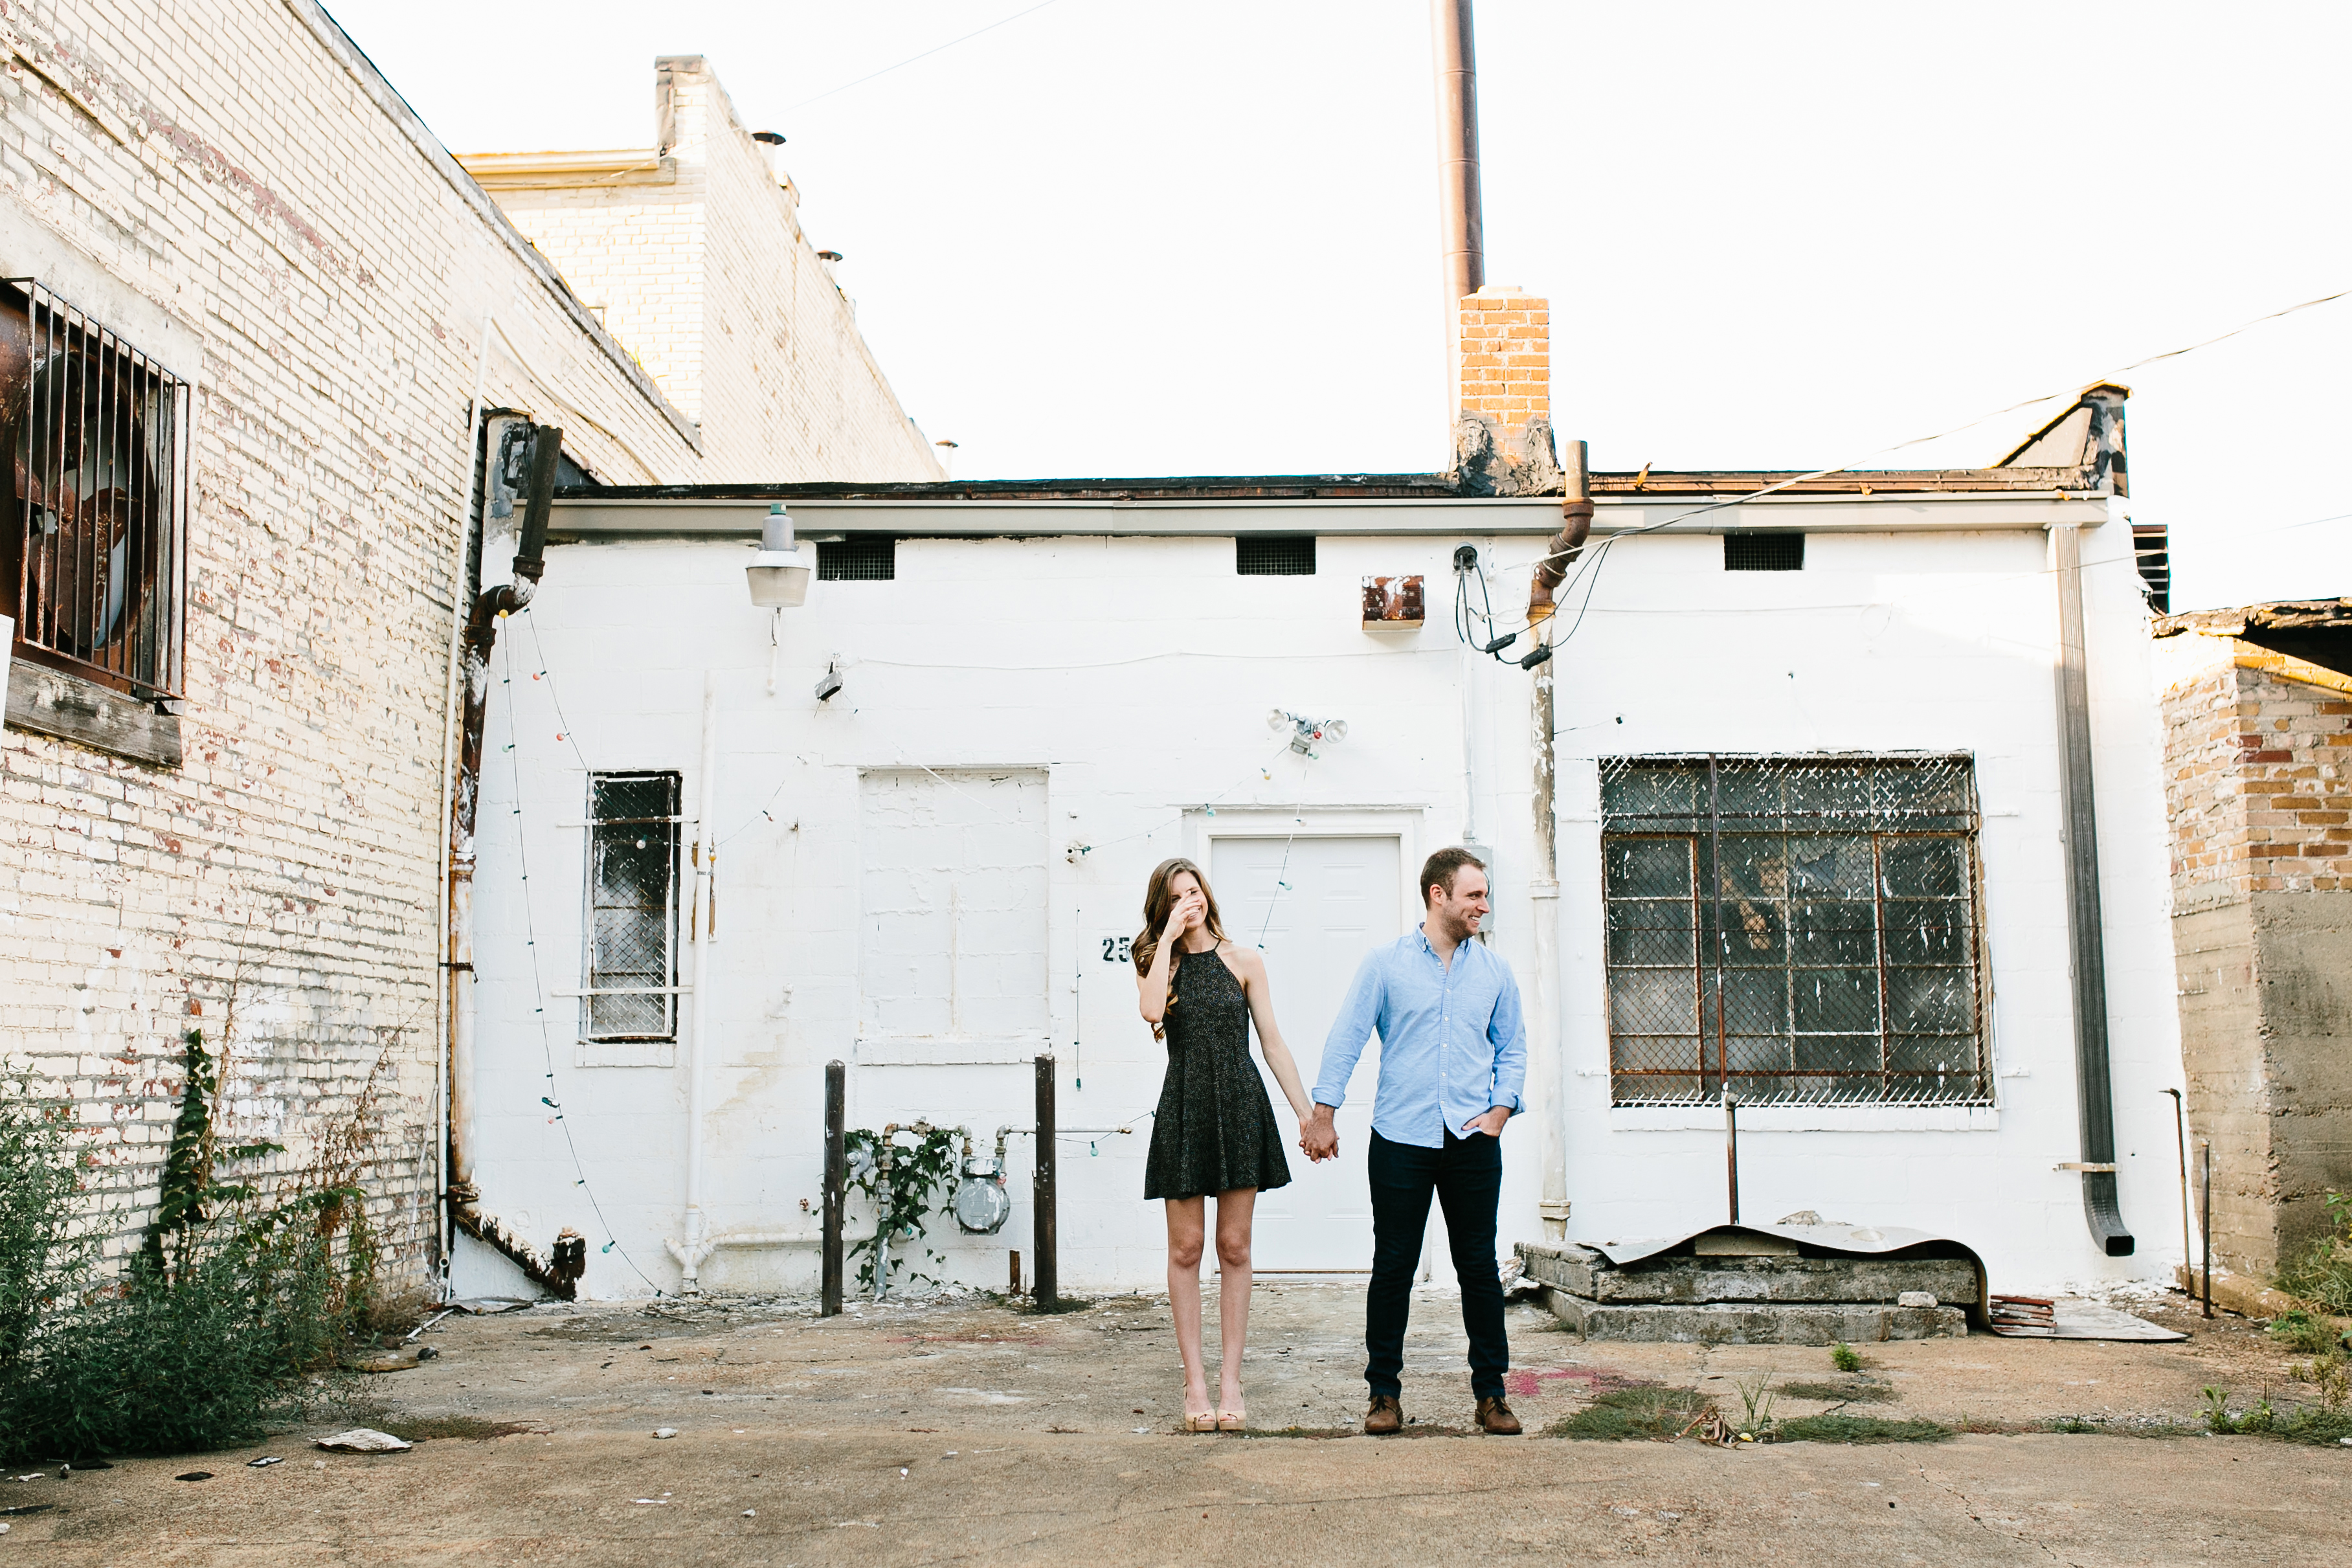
top-left (477, 58), bottom-right (945, 482)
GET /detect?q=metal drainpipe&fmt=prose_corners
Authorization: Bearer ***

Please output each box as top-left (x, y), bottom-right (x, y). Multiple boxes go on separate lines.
top-left (1431, 0), bottom-right (1483, 425)
top-left (667, 674), bottom-right (722, 1293)
top-left (1524, 442), bottom-right (1590, 1242)
top-left (434, 314), bottom-right (493, 1291)
top-left (445, 423), bottom-right (589, 1300)
top-left (2050, 519), bottom-right (2134, 1257)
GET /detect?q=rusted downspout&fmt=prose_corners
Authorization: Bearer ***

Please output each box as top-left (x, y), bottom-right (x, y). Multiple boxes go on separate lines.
top-left (445, 421), bottom-right (588, 1300)
top-left (1522, 442), bottom-right (1589, 1241)
top-left (1431, 0), bottom-right (1483, 421)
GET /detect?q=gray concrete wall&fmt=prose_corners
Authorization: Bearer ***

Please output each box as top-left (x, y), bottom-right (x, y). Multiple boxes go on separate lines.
top-left (2174, 898), bottom-right (2276, 1275)
top-left (2254, 889), bottom-right (2352, 1264)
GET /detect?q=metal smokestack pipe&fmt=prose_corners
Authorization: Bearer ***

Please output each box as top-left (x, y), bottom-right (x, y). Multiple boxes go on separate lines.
top-left (1432, 0), bottom-right (1484, 410)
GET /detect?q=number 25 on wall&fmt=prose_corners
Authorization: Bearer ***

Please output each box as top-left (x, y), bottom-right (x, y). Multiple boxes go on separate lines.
top-left (1101, 936), bottom-right (1132, 964)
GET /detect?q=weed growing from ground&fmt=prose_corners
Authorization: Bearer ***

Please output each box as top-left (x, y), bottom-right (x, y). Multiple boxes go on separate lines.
top-left (2276, 1191), bottom-right (2352, 1316)
top-left (1830, 1341), bottom-right (1863, 1373)
top-left (1775, 1414), bottom-right (1950, 1444)
top-left (2268, 1309), bottom-right (2348, 1356)
top-left (1780, 1380), bottom-right (1898, 1404)
top-left (0, 1034), bottom-right (401, 1464)
top-left (1730, 1368), bottom-right (1780, 1437)
top-left (1545, 1385), bottom-right (1718, 1441)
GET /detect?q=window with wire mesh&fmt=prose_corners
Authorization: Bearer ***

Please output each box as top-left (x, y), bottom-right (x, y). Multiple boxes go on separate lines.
top-left (1600, 755), bottom-right (1988, 1106)
top-left (1723, 532), bottom-right (1804, 572)
top-left (1237, 534), bottom-right (1316, 575)
top-left (818, 535), bottom-right (897, 580)
top-left (583, 772), bottom-right (681, 1041)
top-left (2, 279), bottom-right (191, 699)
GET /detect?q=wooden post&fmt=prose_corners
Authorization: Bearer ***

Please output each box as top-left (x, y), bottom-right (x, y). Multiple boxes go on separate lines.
top-left (1009, 1249), bottom-right (1023, 1299)
top-left (822, 1060), bottom-right (845, 1317)
top-left (1035, 1055), bottom-right (1058, 1311)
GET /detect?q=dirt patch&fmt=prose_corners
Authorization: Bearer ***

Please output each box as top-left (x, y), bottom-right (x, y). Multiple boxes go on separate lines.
top-left (1779, 1379), bottom-right (1899, 1404)
top-left (1546, 1385), bottom-right (1716, 1442)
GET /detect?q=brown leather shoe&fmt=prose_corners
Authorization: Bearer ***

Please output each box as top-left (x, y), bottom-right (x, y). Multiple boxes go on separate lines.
top-left (1476, 1396), bottom-right (1523, 1435)
top-left (1363, 1394), bottom-right (1403, 1435)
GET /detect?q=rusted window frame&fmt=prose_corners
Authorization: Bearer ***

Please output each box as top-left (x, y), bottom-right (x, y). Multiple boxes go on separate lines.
top-left (1, 279), bottom-right (190, 700)
top-left (1600, 754), bottom-right (1992, 1108)
top-left (580, 771), bottom-right (684, 1043)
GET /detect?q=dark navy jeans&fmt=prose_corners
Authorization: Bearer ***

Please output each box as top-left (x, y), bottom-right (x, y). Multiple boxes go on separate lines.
top-left (1364, 1128), bottom-right (1509, 1401)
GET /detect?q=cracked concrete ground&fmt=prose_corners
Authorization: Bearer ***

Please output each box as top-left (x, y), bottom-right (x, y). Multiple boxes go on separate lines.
top-left (6, 1283), bottom-right (2347, 1565)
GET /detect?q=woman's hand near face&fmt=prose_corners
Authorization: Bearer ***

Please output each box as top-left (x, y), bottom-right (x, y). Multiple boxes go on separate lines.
top-left (1162, 890), bottom-right (1202, 941)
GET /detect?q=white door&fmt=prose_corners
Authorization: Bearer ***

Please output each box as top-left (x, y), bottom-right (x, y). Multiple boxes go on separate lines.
top-left (1209, 834), bottom-right (1402, 1271)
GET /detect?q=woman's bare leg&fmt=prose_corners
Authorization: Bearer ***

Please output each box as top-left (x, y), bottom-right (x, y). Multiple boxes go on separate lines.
top-left (1165, 1197), bottom-right (1211, 1420)
top-left (1214, 1187), bottom-right (1259, 1413)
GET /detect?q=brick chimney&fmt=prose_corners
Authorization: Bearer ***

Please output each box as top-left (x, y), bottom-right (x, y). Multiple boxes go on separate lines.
top-left (1453, 284), bottom-right (1560, 496)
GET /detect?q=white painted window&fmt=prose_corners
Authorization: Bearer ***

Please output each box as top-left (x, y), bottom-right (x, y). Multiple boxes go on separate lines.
top-left (1600, 755), bottom-right (1989, 1107)
top-left (857, 768), bottom-right (1049, 1058)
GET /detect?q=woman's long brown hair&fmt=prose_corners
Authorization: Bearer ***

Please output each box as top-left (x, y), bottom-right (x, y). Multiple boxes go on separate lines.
top-left (1134, 857), bottom-right (1228, 1040)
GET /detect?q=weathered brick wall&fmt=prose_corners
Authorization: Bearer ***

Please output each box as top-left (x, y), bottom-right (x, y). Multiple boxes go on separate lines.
top-left (2158, 632), bottom-right (2352, 1275)
top-left (0, 3), bottom-right (923, 1285)
top-left (472, 59), bottom-right (943, 482)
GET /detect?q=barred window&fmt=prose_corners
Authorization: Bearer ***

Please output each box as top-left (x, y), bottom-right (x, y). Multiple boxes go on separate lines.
top-left (2, 280), bottom-right (190, 699)
top-left (583, 772), bottom-right (681, 1042)
top-left (1600, 755), bottom-right (1989, 1106)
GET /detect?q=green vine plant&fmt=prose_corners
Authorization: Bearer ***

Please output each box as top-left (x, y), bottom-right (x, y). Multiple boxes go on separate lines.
top-left (842, 1126), bottom-right (961, 1298)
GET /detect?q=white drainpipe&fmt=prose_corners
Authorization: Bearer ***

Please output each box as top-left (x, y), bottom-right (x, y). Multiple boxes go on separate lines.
top-left (666, 673), bottom-right (721, 1292)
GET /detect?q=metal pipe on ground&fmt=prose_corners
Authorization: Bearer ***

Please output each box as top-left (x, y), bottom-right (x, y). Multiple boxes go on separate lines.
top-left (822, 1060), bottom-right (845, 1316)
top-left (1034, 1055), bottom-right (1058, 1310)
top-left (445, 422), bottom-right (584, 1301)
top-left (2049, 521), bottom-right (2134, 1257)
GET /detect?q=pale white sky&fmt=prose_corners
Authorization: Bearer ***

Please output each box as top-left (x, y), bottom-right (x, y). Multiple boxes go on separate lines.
top-left (324, 1), bottom-right (2348, 612)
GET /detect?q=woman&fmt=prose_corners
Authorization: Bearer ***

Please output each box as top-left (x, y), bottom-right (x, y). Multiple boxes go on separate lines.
top-left (1134, 857), bottom-right (1315, 1432)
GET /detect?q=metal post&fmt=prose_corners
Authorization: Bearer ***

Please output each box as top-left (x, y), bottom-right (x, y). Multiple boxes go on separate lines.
top-left (2164, 1088), bottom-right (2190, 1289)
top-left (2199, 1139), bottom-right (2213, 1319)
top-left (1009, 1249), bottom-right (1023, 1299)
top-left (821, 1060), bottom-right (844, 1317)
top-left (1035, 1055), bottom-right (1058, 1311)
top-left (1724, 1086), bottom-right (1740, 1226)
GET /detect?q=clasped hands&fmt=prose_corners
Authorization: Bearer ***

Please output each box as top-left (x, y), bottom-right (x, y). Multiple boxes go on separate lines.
top-left (1296, 1103), bottom-right (1510, 1162)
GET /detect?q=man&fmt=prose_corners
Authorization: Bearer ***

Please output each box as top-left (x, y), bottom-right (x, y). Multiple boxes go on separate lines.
top-left (1303, 846), bottom-right (1526, 1436)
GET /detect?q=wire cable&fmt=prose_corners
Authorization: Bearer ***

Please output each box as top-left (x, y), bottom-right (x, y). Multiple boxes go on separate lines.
top-left (498, 633), bottom-right (665, 1295)
top-left (787, 1), bottom-right (1062, 111)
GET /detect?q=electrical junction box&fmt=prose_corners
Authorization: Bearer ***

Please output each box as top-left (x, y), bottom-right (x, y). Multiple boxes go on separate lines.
top-left (1363, 576), bottom-right (1424, 629)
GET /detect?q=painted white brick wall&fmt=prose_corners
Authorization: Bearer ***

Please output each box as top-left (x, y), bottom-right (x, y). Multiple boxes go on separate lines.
top-left (467, 501), bottom-right (2186, 1301)
top-left (0, 4), bottom-right (941, 1284)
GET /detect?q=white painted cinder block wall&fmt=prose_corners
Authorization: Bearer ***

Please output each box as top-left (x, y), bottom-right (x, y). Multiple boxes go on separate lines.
top-left (460, 500), bottom-right (2184, 1301)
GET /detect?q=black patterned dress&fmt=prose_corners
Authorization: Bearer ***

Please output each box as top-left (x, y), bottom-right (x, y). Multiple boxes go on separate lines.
top-left (1143, 944), bottom-right (1293, 1200)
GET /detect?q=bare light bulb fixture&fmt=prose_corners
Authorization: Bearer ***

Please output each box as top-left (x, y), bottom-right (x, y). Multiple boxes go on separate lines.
top-left (1268, 708), bottom-right (1347, 758)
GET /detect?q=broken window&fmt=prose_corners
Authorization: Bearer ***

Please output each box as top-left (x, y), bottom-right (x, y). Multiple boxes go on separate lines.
top-left (1600, 755), bottom-right (1989, 1106)
top-left (1, 280), bottom-right (190, 698)
top-left (1237, 535), bottom-right (1316, 576)
top-left (818, 535), bottom-right (896, 580)
top-left (583, 772), bottom-right (682, 1042)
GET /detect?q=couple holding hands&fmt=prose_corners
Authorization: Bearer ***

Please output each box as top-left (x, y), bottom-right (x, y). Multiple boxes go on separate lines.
top-left (1132, 847), bottom-right (1525, 1437)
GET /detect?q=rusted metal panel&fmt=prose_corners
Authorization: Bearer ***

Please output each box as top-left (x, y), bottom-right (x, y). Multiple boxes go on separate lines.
top-left (1361, 574), bottom-right (1424, 628)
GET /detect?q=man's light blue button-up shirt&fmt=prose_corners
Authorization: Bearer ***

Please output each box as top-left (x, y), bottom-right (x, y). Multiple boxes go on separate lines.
top-left (1312, 926), bottom-right (1527, 1148)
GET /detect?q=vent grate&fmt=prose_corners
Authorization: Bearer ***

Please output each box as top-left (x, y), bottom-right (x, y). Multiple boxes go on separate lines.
top-left (1237, 535), bottom-right (1316, 576)
top-left (1725, 532), bottom-right (1804, 572)
top-left (818, 535), bottom-right (897, 581)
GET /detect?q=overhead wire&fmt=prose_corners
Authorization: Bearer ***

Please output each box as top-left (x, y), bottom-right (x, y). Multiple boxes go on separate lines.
top-left (786, 1), bottom-right (1062, 111)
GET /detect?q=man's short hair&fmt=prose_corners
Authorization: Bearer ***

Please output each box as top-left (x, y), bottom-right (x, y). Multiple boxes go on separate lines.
top-left (1420, 846), bottom-right (1488, 905)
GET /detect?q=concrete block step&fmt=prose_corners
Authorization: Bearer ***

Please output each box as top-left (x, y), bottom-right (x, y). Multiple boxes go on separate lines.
top-left (1540, 1290), bottom-right (1968, 1344)
top-left (1517, 1242), bottom-right (1977, 1306)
